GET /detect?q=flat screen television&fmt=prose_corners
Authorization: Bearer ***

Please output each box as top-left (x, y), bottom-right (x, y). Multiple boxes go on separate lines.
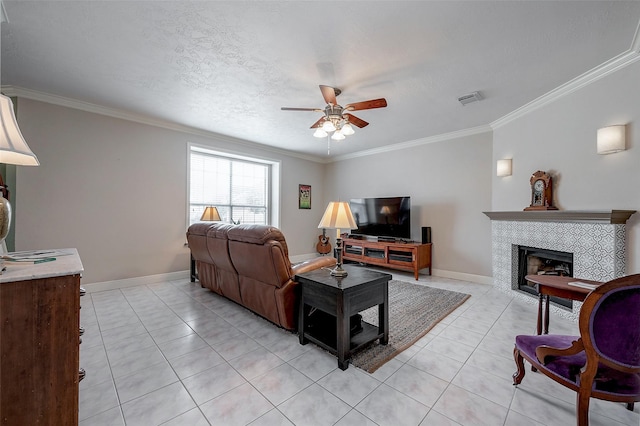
top-left (349, 196), bottom-right (411, 239)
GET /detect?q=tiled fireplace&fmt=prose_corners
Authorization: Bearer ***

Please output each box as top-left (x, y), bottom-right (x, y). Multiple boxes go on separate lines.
top-left (484, 210), bottom-right (635, 320)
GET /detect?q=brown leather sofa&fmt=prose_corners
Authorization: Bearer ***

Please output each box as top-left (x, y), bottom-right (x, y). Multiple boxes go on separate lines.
top-left (187, 223), bottom-right (336, 330)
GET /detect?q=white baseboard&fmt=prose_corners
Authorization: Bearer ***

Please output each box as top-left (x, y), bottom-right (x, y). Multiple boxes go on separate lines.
top-left (83, 270), bottom-right (190, 293)
top-left (431, 269), bottom-right (493, 285)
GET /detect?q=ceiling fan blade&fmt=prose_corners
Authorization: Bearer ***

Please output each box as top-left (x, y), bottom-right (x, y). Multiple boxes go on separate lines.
top-left (344, 113), bottom-right (369, 128)
top-left (344, 98), bottom-right (387, 111)
top-left (319, 85), bottom-right (337, 105)
top-left (281, 107), bottom-right (323, 112)
top-left (310, 117), bottom-right (326, 129)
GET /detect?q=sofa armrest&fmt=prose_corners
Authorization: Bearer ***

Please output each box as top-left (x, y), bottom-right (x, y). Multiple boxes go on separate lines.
top-left (291, 256), bottom-right (336, 276)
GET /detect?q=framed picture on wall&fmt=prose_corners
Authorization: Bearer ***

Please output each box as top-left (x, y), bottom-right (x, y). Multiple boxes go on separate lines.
top-left (299, 184), bottom-right (311, 209)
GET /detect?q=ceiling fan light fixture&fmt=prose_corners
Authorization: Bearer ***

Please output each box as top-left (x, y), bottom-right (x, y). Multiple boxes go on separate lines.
top-left (322, 120), bottom-right (336, 132)
top-left (313, 128), bottom-right (328, 138)
top-left (281, 85), bottom-right (387, 153)
top-left (341, 123), bottom-right (355, 136)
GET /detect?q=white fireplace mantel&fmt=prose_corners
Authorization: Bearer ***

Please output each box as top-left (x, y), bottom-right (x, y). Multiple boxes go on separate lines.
top-left (483, 210), bottom-right (636, 224)
top-left (485, 209), bottom-right (635, 320)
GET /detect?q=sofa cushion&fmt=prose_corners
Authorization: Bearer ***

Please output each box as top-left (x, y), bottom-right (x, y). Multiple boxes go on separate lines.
top-left (227, 225), bottom-right (289, 255)
top-left (205, 223), bottom-right (241, 303)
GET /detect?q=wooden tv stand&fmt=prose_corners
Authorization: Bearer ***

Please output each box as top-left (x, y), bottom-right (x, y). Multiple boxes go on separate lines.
top-left (342, 237), bottom-right (432, 280)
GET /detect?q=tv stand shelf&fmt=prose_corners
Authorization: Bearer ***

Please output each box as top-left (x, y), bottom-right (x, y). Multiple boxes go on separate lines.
top-left (342, 238), bottom-right (432, 280)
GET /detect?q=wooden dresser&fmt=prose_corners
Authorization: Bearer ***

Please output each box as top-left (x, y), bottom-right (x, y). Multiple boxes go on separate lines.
top-left (0, 249), bottom-right (84, 425)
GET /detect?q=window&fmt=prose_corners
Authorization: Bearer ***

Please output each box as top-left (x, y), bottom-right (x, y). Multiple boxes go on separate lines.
top-left (189, 146), bottom-right (276, 226)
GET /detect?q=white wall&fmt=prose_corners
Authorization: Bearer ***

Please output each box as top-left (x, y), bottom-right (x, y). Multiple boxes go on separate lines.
top-left (324, 132), bottom-right (494, 281)
top-left (15, 59), bottom-right (637, 286)
top-left (492, 60), bottom-right (640, 273)
top-left (14, 99), bottom-right (326, 283)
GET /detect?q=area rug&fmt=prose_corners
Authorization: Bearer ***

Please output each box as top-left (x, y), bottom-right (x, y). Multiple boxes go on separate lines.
top-left (351, 280), bottom-right (470, 373)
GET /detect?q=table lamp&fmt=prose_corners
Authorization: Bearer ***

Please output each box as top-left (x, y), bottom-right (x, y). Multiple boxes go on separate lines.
top-left (200, 206), bottom-right (221, 221)
top-left (318, 201), bottom-right (357, 277)
top-left (0, 94), bottom-right (40, 273)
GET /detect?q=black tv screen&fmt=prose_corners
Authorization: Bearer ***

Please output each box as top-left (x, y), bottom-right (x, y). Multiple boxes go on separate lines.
top-left (349, 196), bottom-right (411, 239)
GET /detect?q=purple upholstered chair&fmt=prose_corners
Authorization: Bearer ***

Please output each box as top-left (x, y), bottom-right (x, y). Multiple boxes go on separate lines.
top-left (513, 274), bottom-right (640, 426)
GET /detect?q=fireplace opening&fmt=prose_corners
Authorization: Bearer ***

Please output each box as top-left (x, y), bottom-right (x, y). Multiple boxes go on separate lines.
top-left (517, 246), bottom-right (574, 309)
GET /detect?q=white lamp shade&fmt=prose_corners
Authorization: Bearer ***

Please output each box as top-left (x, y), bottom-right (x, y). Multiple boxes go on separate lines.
top-left (597, 125), bottom-right (626, 154)
top-left (331, 130), bottom-right (345, 141)
top-left (496, 158), bottom-right (512, 177)
top-left (321, 120), bottom-right (336, 132)
top-left (318, 201), bottom-right (357, 231)
top-left (0, 95), bottom-right (39, 166)
top-left (200, 206), bottom-right (221, 221)
top-left (313, 128), bottom-right (327, 138)
top-left (341, 123), bottom-right (355, 136)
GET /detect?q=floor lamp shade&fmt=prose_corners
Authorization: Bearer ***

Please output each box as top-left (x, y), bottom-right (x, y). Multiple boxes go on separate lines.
top-left (200, 206), bottom-right (221, 221)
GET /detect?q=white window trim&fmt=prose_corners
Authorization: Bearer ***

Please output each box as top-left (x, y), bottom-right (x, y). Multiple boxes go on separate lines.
top-left (186, 143), bottom-right (280, 228)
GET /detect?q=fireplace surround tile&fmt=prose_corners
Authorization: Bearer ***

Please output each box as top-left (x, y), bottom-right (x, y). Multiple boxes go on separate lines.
top-left (490, 220), bottom-right (627, 321)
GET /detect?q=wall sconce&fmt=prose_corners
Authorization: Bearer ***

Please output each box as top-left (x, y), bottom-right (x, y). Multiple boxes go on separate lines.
top-left (496, 159), bottom-right (512, 177)
top-left (597, 125), bottom-right (626, 154)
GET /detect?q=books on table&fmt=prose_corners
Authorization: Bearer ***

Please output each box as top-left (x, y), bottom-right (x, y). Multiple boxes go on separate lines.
top-left (1, 249), bottom-right (75, 263)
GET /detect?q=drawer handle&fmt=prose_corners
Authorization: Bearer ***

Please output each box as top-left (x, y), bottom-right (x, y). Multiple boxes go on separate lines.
top-left (79, 326), bottom-right (85, 336)
top-left (79, 287), bottom-right (86, 297)
top-left (79, 368), bottom-right (86, 382)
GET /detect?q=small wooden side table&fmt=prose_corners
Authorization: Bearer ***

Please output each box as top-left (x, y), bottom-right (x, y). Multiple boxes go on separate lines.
top-left (524, 274), bottom-right (602, 335)
top-left (296, 265), bottom-right (391, 370)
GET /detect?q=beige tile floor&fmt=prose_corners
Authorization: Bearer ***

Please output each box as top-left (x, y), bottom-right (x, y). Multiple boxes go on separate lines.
top-left (79, 267), bottom-right (640, 425)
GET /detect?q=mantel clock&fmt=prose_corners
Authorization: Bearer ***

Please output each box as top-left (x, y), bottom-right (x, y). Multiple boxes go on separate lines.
top-left (524, 170), bottom-right (557, 211)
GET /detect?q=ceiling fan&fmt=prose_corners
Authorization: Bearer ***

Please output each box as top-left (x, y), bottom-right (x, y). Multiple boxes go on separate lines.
top-left (281, 85), bottom-right (387, 142)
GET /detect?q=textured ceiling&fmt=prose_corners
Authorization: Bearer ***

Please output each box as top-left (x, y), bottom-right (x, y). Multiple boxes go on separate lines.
top-left (2, 1), bottom-right (640, 160)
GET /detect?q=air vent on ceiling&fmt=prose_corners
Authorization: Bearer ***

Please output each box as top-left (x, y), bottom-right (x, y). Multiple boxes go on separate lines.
top-left (458, 91), bottom-right (483, 106)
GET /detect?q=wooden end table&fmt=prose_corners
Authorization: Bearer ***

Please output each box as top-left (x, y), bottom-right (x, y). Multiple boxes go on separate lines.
top-left (296, 265), bottom-right (391, 370)
top-left (524, 274), bottom-right (602, 335)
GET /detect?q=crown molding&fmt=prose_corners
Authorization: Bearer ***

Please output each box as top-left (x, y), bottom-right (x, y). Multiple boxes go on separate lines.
top-left (0, 85), bottom-right (327, 164)
top-left (329, 125), bottom-right (493, 163)
top-left (491, 47), bottom-right (640, 130)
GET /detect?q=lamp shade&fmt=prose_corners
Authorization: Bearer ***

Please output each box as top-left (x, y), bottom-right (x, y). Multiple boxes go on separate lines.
top-left (496, 158), bottom-right (512, 177)
top-left (331, 131), bottom-right (345, 141)
top-left (322, 120), bottom-right (336, 132)
top-left (200, 206), bottom-right (221, 221)
top-left (597, 125), bottom-right (626, 154)
top-left (313, 128), bottom-right (327, 138)
top-left (0, 95), bottom-right (39, 166)
top-left (318, 201), bottom-right (357, 231)
top-left (341, 123), bottom-right (355, 136)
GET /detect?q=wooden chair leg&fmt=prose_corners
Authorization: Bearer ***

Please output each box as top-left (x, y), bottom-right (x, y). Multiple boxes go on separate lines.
top-left (513, 346), bottom-right (526, 385)
top-left (576, 391), bottom-right (590, 426)
top-left (577, 368), bottom-right (596, 426)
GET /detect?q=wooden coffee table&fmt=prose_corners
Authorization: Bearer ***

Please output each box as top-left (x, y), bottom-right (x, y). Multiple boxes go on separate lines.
top-left (524, 274), bottom-right (602, 335)
top-left (296, 265), bottom-right (391, 370)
